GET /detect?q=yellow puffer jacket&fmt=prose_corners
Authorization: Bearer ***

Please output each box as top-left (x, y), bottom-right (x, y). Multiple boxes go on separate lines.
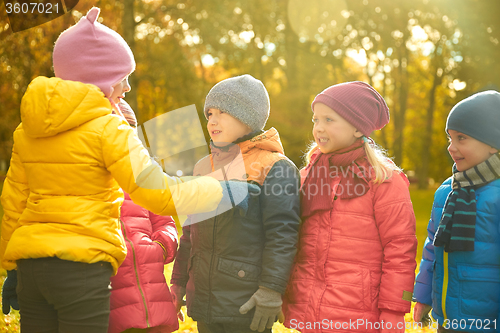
top-left (0, 76), bottom-right (222, 274)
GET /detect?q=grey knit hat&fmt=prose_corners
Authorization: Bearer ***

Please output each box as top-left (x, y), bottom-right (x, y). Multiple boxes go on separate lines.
top-left (204, 74), bottom-right (270, 131)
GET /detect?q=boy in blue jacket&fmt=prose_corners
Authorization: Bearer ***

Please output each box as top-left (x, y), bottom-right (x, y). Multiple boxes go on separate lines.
top-left (413, 91), bottom-right (500, 332)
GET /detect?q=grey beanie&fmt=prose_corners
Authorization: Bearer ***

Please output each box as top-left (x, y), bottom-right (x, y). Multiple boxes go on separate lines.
top-left (446, 90), bottom-right (500, 149)
top-left (204, 74), bottom-right (270, 131)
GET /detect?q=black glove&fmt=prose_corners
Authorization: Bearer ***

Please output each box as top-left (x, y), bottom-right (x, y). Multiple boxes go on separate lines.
top-left (2, 270), bottom-right (19, 315)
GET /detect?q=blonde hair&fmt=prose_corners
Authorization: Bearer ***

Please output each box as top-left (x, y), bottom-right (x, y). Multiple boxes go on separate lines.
top-left (304, 140), bottom-right (401, 184)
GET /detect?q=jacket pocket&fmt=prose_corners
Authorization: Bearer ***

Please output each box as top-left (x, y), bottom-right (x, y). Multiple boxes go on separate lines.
top-left (209, 258), bottom-right (262, 319)
top-left (369, 270), bottom-right (381, 305)
top-left (431, 260), bottom-right (445, 318)
top-left (457, 264), bottom-right (500, 318)
top-left (320, 267), bottom-right (371, 312)
top-left (217, 257), bottom-right (261, 282)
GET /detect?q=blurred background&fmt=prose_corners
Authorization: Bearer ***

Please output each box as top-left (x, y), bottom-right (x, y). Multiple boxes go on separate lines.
top-left (1, 0), bottom-right (499, 185)
top-left (0, 0), bottom-right (499, 331)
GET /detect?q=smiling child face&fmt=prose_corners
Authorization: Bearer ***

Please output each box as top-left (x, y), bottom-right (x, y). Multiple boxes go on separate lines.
top-left (207, 108), bottom-right (252, 146)
top-left (312, 103), bottom-right (363, 154)
top-left (447, 129), bottom-right (498, 171)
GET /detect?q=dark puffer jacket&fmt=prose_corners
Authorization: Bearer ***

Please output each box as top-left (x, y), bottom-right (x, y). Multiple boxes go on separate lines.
top-left (171, 128), bottom-right (301, 325)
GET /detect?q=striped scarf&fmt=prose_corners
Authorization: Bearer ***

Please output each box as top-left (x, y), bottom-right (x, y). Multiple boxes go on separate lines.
top-left (117, 99), bottom-right (137, 127)
top-left (434, 153), bottom-right (500, 252)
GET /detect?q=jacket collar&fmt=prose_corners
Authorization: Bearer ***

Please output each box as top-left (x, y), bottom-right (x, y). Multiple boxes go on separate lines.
top-left (208, 128), bottom-right (284, 172)
top-left (210, 127), bottom-right (284, 157)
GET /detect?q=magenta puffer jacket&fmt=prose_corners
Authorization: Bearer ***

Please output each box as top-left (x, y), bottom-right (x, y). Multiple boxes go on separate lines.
top-left (283, 153), bottom-right (417, 333)
top-left (108, 193), bottom-right (179, 333)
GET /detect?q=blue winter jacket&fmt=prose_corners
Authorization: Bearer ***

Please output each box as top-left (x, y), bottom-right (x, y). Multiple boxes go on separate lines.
top-left (414, 177), bottom-right (500, 332)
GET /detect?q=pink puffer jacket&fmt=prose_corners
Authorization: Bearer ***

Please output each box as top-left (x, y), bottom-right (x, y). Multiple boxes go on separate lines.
top-left (108, 193), bottom-right (179, 333)
top-left (283, 152), bottom-right (417, 333)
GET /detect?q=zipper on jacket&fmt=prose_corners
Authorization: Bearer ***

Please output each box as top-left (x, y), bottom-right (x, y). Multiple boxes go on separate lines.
top-left (120, 219), bottom-right (151, 328)
top-left (206, 213), bottom-right (218, 322)
top-left (441, 251), bottom-right (449, 321)
top-left (206, 168), bottom-right (231, 321)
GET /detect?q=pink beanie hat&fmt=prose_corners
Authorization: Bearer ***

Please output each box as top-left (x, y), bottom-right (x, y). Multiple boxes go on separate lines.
top-left (53, 7), bottom-right (135, 98)
top-left (311, 81), bottom-right (390, 136)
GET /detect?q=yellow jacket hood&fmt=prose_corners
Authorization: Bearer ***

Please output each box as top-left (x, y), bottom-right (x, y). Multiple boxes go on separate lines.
top-left (20, 76), bottom-right (112, 138)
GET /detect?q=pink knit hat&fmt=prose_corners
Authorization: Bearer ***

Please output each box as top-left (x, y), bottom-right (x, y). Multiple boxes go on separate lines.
top-left (53, 7), bottom-right (136, 98)
top-left (311, 81), bottom-right (390, 136)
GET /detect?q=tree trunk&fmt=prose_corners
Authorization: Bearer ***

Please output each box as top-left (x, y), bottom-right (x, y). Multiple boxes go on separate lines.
top-left (393, 46), bottom-right (408, 166)
top-left (283, 0), bottom-right (298, 90)
top-left (418, 53), bottom-right (443, 189)
top-left (378, 73), bottom-right (389, 149)
top-left (122, 0), bottom-right (139, 122)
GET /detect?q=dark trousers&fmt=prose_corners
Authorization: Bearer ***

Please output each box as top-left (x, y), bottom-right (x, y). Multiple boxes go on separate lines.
top-left (17, 257), bottom-right (113, 333)
top-left (197, 321), bottom-right (272, 333)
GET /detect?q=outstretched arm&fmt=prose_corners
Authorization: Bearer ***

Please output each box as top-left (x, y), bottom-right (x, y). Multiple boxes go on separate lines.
top-left (101, 116), bottom-right (222, 216)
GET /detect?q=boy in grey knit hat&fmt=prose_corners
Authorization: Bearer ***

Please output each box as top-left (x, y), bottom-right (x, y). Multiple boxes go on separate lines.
top-left (204, 74), bottom-right (270, 145)
top-left (171, 74), bottom-right (301, 333)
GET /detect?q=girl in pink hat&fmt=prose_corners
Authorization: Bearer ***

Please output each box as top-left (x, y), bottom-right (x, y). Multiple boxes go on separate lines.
top-left (0, 7), bottom-right (223, 333)
top-left (282, 81), bottom-right (417, 333)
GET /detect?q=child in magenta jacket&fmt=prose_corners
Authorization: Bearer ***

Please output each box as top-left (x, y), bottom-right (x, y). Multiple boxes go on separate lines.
top-left (108, 103), bottom-right (179, 333)
top-left (109, 194), bottom-right (179, 333)
top-left (283, 82), bottom-right (417, 333)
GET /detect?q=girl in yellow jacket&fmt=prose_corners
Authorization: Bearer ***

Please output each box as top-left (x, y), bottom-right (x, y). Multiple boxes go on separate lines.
top-left (0, 7), bottom-right (222, 333)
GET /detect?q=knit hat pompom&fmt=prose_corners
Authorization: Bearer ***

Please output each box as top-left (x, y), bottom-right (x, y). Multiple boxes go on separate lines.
top-left (53, 7), bottom-right (136, 98)
top-left (204, 74), bottom-right (270, 132)
top-left (446, 90), bottom-right (500, 149)
top-left (311, 81), bottom-right (389, 136)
